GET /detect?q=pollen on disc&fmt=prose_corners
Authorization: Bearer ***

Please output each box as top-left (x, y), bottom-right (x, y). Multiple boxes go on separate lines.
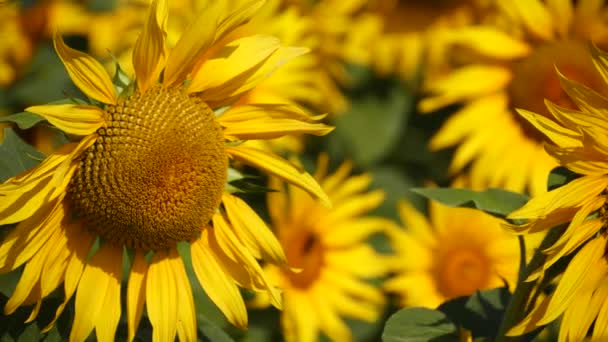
top-left (68, 85), bottom-right (227, 250)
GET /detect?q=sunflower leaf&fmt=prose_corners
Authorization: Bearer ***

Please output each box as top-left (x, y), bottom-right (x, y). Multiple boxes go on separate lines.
top-left (438, 287), bottom-right (511, 339)
top-left (547, 166), bottom-right (580, 191)
top-left (382, 307), bottom-right (459, 342)
top-left (411, 188), bottom-right (529, 218)
top-left (0, 112), bottom-right (45, 130)
top-left (0, 128), bottom-right (45, 182)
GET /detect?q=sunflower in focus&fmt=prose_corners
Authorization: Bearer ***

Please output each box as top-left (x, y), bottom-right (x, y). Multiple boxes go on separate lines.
top-left (252, 156), bottom-right (393, 341)
top-left (505, 45), bottom-right (608, 340)
top-left (385, 199), bottom-right (521, 309)
top-left (0, 0), bottom-right (334, 340)
top-left (420, 0), bottom-right (608, 196)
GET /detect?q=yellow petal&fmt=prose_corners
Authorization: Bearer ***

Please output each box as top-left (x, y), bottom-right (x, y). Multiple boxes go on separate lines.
top-left (4, 230), bottom-right (55, 315)
top-left (127, 251), bottom-right (148, 342)
top-left (42, 223), bottom-right (94, 333)
top-left (0, 199), bottom-right (65, 272)
top-left (282, 292), bottom-right (318, 342)
top-left (222, 193), bottom-right (287, 265)
top-left (508, 175), bottom-right (608, 219)
top-left (226, 146), bottom-right (330, 207)
top-left (162, 1), bottom-right (222, 86)
top-left (505, 0), bottom-right (554, 40)
top-left (200, 46), bottom-right (309, 107)
top-left (146, 250), bottom-right (178, 342)
top-left (419, 65), bottom-right (511, 112)
top-left (70, 243), bottom-right (122, 342)
top-left (558, 67), bottom-right (608, 116)
top-left (191, 231), bottom-right (248, 329)
top-left (321, 190), bottom-right (384, 225)
top-left (444, 26), bottom-right (530, 59)
top-left (53, 32), bottom-right (116, 104)
top-left (516, 108), bottom-right (580, 147)
top-left (218, 103), bottom-right (323, 124)
top-left (222, 117), bottom-right (333, 141)
top-left (397, 201), bottom-right (436, 247)
top-left (170, 249), bottom-right (197, 342)
top-left (537, 235), bottom-right (607, 325)
top-left (26, 104), bottom-right (105, 136)
top-left (546, 0), bottom-right (573, 37)
top-left (591, 43), bottom-right (608, 87)
top-left (211, 214), bottom-right (282, 307)
top-left (188, 35), bottom-right (280, 93)
top-left (311, 289), bottom-right (352, 342)
top-left (133, 0), bottom-right (166, 93)
top-left (324, 217), bottom-right (395, 248)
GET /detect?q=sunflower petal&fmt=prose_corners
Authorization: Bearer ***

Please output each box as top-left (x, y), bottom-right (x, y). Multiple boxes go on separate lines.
top-left (170, 249), bottom-right (197, 342)
top-left (537, 235), bottom-right (607, 325)
top-left (226, 146), bottom-right (330, 207)
top-left (188, 35), bottom-right (280, 94)
top-left (26, 104), bottom-right (105, 136)
top-left (146, 250), bottom-right (178, 341)
top-left (53, 32), bottom-right (116, 104)
top-left (222, 117), bottom-right (333, 141)
top-left (200, 46), bottom-right (309, 107)
top-left (70, 243), bottom-right (122, 342)
top-left (222, 193), bottom-right (287, 265)
top-left (163, 1), bottom-right (221, 86)
top-left (127, 251), bottom-right (148, 342)
top-left (133, 0), bottom-right (166, 93)
top-left (191, 231), bottom-right (248, 329)
top-left (444, 26), bottom-right (530, 59)
top-left (507, 0), bottom-right (554, 40)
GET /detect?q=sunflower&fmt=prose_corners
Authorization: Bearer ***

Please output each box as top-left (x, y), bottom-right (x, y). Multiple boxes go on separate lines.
top-left (419, 0), bottom-right (608, 196)
top-left (504, 44), bottom-right (608, 340)
top-left (0, 0), bottom-right (334, 340)
top-left (385, 199), bottom-right (521, 309)
top-left (252, 155), bottom-right (393, 341)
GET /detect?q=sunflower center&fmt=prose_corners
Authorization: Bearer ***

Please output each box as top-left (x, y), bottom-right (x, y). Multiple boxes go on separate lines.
top-left (509, 39), bottom-right (607, 141)
top-left (283, 229), bottom-right (324, 289)
top-left (68, 85), bottom-right (227, 251)
top-left (433, 247), bottom-right (491, 299)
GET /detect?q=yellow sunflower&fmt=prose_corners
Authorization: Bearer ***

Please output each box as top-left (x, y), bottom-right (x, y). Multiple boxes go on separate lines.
top-left (252, 155), bottom-right (393, 341)
top-left (0, 0), bottom-right (334, 340)
top-left (504, 44), bottom-right (608, 340)
top-left (419, 0), bottom-right (608, 196)
top-left (385, 199), bottom-right (521, 309)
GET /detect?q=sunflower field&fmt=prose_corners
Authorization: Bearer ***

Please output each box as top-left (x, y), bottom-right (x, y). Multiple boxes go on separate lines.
top-left (2, 0), bottom-right (608, 341)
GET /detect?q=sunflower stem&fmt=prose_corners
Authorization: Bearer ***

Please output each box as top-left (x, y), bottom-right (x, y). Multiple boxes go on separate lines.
top-left (495, 226), bottom-right (566, 341)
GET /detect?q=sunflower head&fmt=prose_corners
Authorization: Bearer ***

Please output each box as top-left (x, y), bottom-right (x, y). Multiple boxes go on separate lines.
top-left (68, 85), bottom-right (227, 250)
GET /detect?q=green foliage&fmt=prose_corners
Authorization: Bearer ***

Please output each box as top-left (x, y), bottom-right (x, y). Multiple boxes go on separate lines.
top-left (0, 128), bottom-right (45, 182)
top-left (411, 187), bottom-right (529, 219)
top-left (382, 307), bottom-right (459, 342)
top-left (439, 287), bottom-right (511, 340)
top-left (330, 77), bottom-right (411, 167)
top-left (0, 112), bottom-right (44, 130)
top-left (547, 166), bottom-right (580, 191)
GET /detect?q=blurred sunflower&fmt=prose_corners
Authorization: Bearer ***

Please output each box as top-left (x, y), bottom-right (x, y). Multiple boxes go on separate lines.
top-left (419, 0), bottom-right (608, 195)
top-left (252, 156), bottom-right (393, 341)
top-left (505, 45), bottom-right (608, 341)
top-left (385, 200), bottom-right (521, 309)
top-left (0, 0), bottom-right (334, 340)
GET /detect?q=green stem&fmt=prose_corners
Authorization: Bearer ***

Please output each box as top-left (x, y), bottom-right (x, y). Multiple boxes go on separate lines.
top-left (495, 226), bottom-right (566, 341)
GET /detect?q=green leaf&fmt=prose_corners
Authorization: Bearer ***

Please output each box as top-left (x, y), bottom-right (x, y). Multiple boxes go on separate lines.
top-left (439, 287), bottom-right (511, 339)
top-left (0, 128), bottom-right (45, 182)
top-left (0, 112), bottom-right (44, 130)
top-left (547, 166), bottom-right (580, 191)
top-left (411, 188), bottom-right (529, 218)
top-left (199, 317), bottom-right (235, 342)
top-left (382, 307), bottom-right (459, 342)
top-left (331, 78), bottom-right (411, 166)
